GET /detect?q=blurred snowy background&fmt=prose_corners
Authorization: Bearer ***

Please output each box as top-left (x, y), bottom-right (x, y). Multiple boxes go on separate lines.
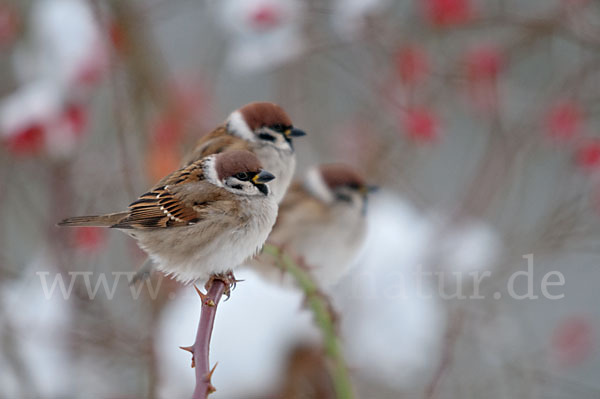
top-left (2, 0), bottom-right (600, 398)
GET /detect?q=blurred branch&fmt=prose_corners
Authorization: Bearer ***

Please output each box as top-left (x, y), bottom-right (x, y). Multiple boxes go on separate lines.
top-left (106, 0), bottom-right (168, 107)
top-left (424, 308), bottom-right (465, 399)
top-left (262, 244), bottom-right (354, 399)
top-left (108, 68), bottom-right (138, 199)
top-left (0, 303), bottom-right (39, 398)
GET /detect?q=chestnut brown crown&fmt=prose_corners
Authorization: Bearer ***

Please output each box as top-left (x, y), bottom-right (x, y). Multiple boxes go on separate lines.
top-left (215, 150), bottom-right (264, 181)
top-left (319, 164), bottom-right (367, 190)
top-left (239, 102), bottom-right (293, 131)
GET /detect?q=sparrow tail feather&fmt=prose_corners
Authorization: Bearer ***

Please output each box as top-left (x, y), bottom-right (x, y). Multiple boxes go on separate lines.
top-left (57, 212), bottom-right (128, 227)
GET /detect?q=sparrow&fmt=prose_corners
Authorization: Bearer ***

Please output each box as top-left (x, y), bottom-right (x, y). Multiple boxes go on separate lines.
top-left (59, 150), bottom-right (279, 284)
top-left (181, 102), bottom-right (306, 204)
top-left (253, 163), bottom-right (376, 289)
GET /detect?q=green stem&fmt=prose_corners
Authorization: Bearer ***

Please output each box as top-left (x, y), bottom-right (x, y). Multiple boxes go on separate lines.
top-left (262, 244), bottom-right (354, 399)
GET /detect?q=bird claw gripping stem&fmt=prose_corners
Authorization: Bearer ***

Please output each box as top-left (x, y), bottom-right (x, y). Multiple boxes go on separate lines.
top-left (205, 272), bottom-right (242, 300)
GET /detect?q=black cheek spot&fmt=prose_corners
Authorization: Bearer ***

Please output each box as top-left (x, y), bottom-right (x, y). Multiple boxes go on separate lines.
top-left (335, 193), bottom-right (353, 203)
top-left (231, 184), bottom-right (243, 190)
top-left (258, 133), bottom-right (276, 142)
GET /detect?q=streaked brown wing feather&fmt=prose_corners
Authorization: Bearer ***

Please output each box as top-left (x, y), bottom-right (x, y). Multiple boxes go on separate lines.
top-left (111, 162), bottom-right (234, 230)
top-left (153, 156), bottom-right (205, 188)
top-left (58, 212), bottom-right (129, 227)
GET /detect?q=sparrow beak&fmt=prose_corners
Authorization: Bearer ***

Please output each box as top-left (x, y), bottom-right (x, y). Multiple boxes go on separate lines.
top-left (253, 170), bottom-right (276, 184)
top-left (360, 185), bottom-right (379, 195)
top-left (285, 127), bottom-right (306, 138)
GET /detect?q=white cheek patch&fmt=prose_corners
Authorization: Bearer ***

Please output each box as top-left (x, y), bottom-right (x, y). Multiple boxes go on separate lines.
top-left (203, 156), bottom-right (222, 187)
top-left (274, 130), bottom-right (292, 150)
top-left (227, 110), bottom-right (256, 142)
top-left (224, 178), bottom-right (258, 196)
top-left (304, 166), bottom-right (334, 203)
top-left (257, 127), bottom-right (290, 150)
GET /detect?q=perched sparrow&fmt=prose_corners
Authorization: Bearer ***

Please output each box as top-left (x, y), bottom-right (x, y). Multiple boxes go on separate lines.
top-left (254, 164), bottom-right (376, 288)
top-left (182, 102), bottom-right (306, 204)
top-left (59, 151), bottom-right (278, 283)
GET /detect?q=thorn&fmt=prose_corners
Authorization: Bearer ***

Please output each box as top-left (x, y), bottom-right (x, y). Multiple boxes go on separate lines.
top-left (206, 362), bottom-right (218, 382)
top-left (179, 346), bottom-right (195, 368)
top-left (194, 285), bottom-right (208, 302)
top-left (207, 384), bottom-right (216, 394)
top-left (206, 299), bottom-right (216, 307)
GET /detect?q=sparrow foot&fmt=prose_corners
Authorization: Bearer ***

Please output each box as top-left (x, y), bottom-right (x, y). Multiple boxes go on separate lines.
top-left (205, 272), bottom-right (241, 300)
top-left (129, 258), bottom-right (154, 286)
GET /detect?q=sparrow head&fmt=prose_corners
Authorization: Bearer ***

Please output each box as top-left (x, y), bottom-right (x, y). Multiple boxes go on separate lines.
top-left (305, 164), bottom-right (377, 212)
top-left (226, 102), bottom-right (306, 151)
top-left (212, 150), bottom-right (276, 196)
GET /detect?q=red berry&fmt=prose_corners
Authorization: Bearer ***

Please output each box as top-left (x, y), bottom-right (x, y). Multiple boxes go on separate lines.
top-left (74, 227), bottom-right (107, 254)
top-left (575, 140), bottom-right (600, 170)
top-left (4, 124), bottom-right (45, 156)
top-left (395, 45), bottom-right (429, 85)
top-left (466, 46), bottom-right (503, 82)
top-left (62, 104), bottom-right (88, 136)
top-left (551, 316), bottom-right (594, 367)
top-left (402, 107), bottom-right (439, 142)
top-left (423, 0), bottom-right (473, 27)
top-left (248, 3), bottom-right (283, 30)
top-left (545, 102), bottom-right (583, 140)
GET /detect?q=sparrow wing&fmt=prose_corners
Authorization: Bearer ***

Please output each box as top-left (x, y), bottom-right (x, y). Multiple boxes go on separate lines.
top-left (58, 212), bottom-right (129, 227)
top-left (181, 125), bottom-right (251, 166)
top-left (111, 163), bottom-right (234, 230)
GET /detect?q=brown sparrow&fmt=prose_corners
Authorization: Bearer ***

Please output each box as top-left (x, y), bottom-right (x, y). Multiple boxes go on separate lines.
top-left (254, 164), bottom-right (376, 288)
top-left (182, 102), bottom-right (306, 204)
top-left (59, 150), bottom-right (278, 283)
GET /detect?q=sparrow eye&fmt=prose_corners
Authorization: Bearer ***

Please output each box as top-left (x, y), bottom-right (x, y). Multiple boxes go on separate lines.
top-left (235, 172), bottom-right (249, 181)
top-left (270, 124), bottom-right (285, 132)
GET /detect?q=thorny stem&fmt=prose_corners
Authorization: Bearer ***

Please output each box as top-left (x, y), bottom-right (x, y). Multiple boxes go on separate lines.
top-left (190, 278), bottom-right (226, 399)
top-left (262, 244), bottom-right (354, 399)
